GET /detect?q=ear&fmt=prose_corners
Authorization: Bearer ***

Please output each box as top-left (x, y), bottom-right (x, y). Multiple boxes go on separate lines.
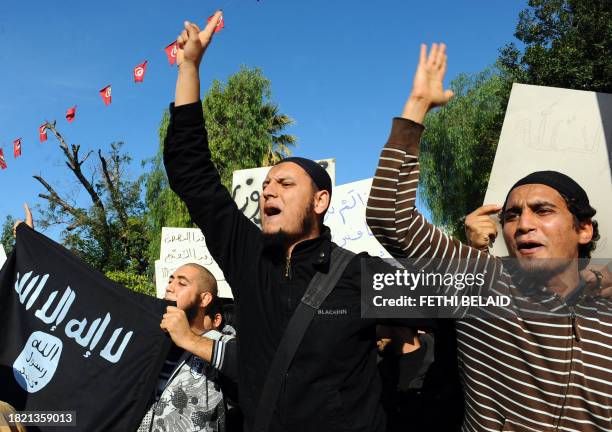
top-left (213, 312), bottom-right (223, 329)
top-left (313, 190), bottom-right (331, 216)
top-left (577, 220), bottom-right (594, 246)
top-left (199, 291), bottom-right (213, 309)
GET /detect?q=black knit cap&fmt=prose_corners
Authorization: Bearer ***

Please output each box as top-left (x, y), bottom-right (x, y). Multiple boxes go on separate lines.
top-left (277, 157), bottom-right (332, 196)
top-left (504, 170), bottom-right (590, 210)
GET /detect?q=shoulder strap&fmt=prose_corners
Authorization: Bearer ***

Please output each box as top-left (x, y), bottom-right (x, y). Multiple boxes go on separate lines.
top-left (252, 246), bottom-right (356, 432)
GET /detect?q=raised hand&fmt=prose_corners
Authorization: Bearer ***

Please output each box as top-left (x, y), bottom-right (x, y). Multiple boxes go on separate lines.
top-left (402, 43), bottom-right (454, 123)
top-left (176, 11), bottom-right (223, 68)
top-left (464, 204), bottom-right (502, 251)
top-left (160, 306), bottom-right (198, 350)
top-left (174, 11), bottom-right (222, 106)
top-left (12, 203), bottom-right (34, 237)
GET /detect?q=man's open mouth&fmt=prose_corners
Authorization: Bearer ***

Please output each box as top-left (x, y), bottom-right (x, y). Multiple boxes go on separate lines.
top-left (264, 205), bottom-right (282, 217)
top-left (517, 241), bottom-right (543, 255)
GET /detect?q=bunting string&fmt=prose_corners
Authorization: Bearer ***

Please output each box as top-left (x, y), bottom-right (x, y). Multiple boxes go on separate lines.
top-left (0, 12), bottom-right (225, 171)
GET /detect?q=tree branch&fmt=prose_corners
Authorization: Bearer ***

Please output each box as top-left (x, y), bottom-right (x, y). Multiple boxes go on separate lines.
top-left (46, 122), bottom-right (108, 220)
top-left (34, 176), bottom-right (82, 221)
top-left (98, 150), bottom-right (128, 228)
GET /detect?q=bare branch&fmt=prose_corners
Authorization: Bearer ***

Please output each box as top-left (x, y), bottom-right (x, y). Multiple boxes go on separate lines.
top-left (34, 176), bottom-right (81, 220)
top-left (45, 122), bottom-right (108, 220)
top-left (98, 149), bottom-right (128, 228)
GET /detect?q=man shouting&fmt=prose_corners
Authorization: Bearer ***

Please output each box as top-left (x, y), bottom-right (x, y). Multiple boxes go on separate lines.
top-left (162, 12), bottom-right (429, 432)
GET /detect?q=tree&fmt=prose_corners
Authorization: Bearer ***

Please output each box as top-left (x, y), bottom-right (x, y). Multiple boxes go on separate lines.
top-left (1, 215), bottom-right (16, 255)
top-left (35, 123), bottom-right (148, 275)
top-left (144, 65), bottom-right (296, 271)
top-left (500, 0), bottom-right (612, 92)
top-left (419, 67), bottom-right (512, 241)
top-left (419, 0), bottom-right (611, 240)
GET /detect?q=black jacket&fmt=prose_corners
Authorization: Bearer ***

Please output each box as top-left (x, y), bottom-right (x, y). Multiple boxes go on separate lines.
top-left (164, 102), bottom-right (428, 432)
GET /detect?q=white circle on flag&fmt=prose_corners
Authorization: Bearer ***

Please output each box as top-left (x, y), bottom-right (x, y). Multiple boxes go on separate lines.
top-left (106, 88), bottom-right (111, 97)
top-left (171, 46), bottom-right (177, 57)
top-left (135, 67), bottom-right (144, 77)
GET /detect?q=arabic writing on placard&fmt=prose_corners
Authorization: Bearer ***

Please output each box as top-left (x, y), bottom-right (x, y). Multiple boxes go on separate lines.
top-left (12, 271), bottom-right (134, 392)
top-left (324, 178), bottom-right (390, 258)
top-left (232, 159), bottom-right (336, 228)
top-left (158, 228), bottom-right (231, 299)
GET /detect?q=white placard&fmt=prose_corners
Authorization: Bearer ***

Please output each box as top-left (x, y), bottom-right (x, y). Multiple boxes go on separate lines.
top-left (324, 178), bottom-right (391, 258)
top-left (0, 243), bottom-right (7, 270)
top-left (157, 227), bottom-right (232, 298)
top-left (232, 158), bottom-right (336, 228)
top-left (484, 84), bottom-right (612, 258)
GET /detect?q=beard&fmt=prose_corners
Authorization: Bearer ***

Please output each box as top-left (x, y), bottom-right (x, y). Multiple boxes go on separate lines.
top-left (514, 258), bottom-right (575, 284)
top-left (263, 201), bottom-right (315, 254)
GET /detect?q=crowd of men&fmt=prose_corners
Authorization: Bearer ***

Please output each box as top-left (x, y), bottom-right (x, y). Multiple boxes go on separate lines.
top-left (9, 11), bottom-right (611, 432)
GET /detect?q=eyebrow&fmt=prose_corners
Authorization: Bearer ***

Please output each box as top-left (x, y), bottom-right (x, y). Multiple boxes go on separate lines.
top-left (262, 176), bottom-right (295, 187)
top-left (505, 200), bottom-right (559, 213)
top-left (169, 275), bottom-right (191, 283)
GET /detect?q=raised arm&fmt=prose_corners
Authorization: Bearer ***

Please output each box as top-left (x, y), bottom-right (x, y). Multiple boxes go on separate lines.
top-left (12, 203), bottom-right (34, 236)
top-left (163, 14), bottom-right (262, 293)
top-left (366, 44), bottom-right (495, 279)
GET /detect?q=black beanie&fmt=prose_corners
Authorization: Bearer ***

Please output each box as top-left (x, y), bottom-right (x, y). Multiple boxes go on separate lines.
top-left (278, 157), bottom-right (332, 197)
top-left (504, 170), bottom-right (590, 210)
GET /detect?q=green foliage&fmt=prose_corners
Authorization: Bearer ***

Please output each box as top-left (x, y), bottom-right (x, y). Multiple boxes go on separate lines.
top-left (420, 67), bottom-right (512, 241)
top-left (203, 65), bottom-right (296, 187)
top-left (500, 0), bottom-right (612, 92)
top-left (144, 112), bottom-right (196, 276)
top-left (144, 66), bottom-right (296, 273)
top-left (37, 139), bottom-right (149, 277)
top-left (1, 215), bottom-right (16, 255)
top-left (420, 0), bottom-right (611, 241)
top-left (105, 269), bottom-right (155, 297)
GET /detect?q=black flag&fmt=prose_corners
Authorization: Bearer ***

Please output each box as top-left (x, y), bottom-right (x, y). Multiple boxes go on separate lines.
top-left (0, 225), bottom-right (171, 431)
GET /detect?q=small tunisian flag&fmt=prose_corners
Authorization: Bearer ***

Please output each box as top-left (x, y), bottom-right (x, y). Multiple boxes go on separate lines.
top-left (100, 85), bottom-right (112, 105)
top-left (13, 139), bottom-right (22, 158)
top-left (164, 41), bottom-right (178, 65)
top-left (0, 149), bottom-right (7, 170)
top-left (39, 123), bottom-right (48, 142)
top-left (208, 14), bottom-right (225, 32)
top-left (134, 61), bottom-right (147, 83)
top-left (66, 106), bottom-right (77, 123)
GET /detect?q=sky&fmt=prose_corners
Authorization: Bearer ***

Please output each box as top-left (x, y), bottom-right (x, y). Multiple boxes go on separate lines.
top-left (0, 0), bottom-right (527, 240)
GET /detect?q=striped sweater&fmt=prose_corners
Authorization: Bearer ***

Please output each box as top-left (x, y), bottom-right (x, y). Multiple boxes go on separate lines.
top-left (365, 117), bottom-right (612, 432)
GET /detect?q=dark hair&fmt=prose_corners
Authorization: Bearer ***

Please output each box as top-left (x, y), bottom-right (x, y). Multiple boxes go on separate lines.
top-left (221, 302), bottom-right (236, 329)
top-left (499, 193), bottom-right (599, 259)
top-left (560, 193), bottom-right (599, 259)
top-left (204, 296), bottom-right (224, 322)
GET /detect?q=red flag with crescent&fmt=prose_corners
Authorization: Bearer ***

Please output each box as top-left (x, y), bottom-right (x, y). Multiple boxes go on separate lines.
top-left (100, 85), bottom-right (112, 105)
top-left (134, 61), bottom-right (148, 83)
top-left (39, 123), bottom-right (48, 142)
top-left (164, 41), bottom-right (178, 65)
top-left (13, 138), bottom-right (22, 158)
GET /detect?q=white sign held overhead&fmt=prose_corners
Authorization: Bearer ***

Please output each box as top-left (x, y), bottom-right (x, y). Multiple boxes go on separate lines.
top-left (232, 158), bottom-right (336, 228)
top-left (324, 178), bottom-right (391, 258)
top-left (158, 227), bottom-right (232, 299)
top-left (484, 84), bottom-right (612, 258)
